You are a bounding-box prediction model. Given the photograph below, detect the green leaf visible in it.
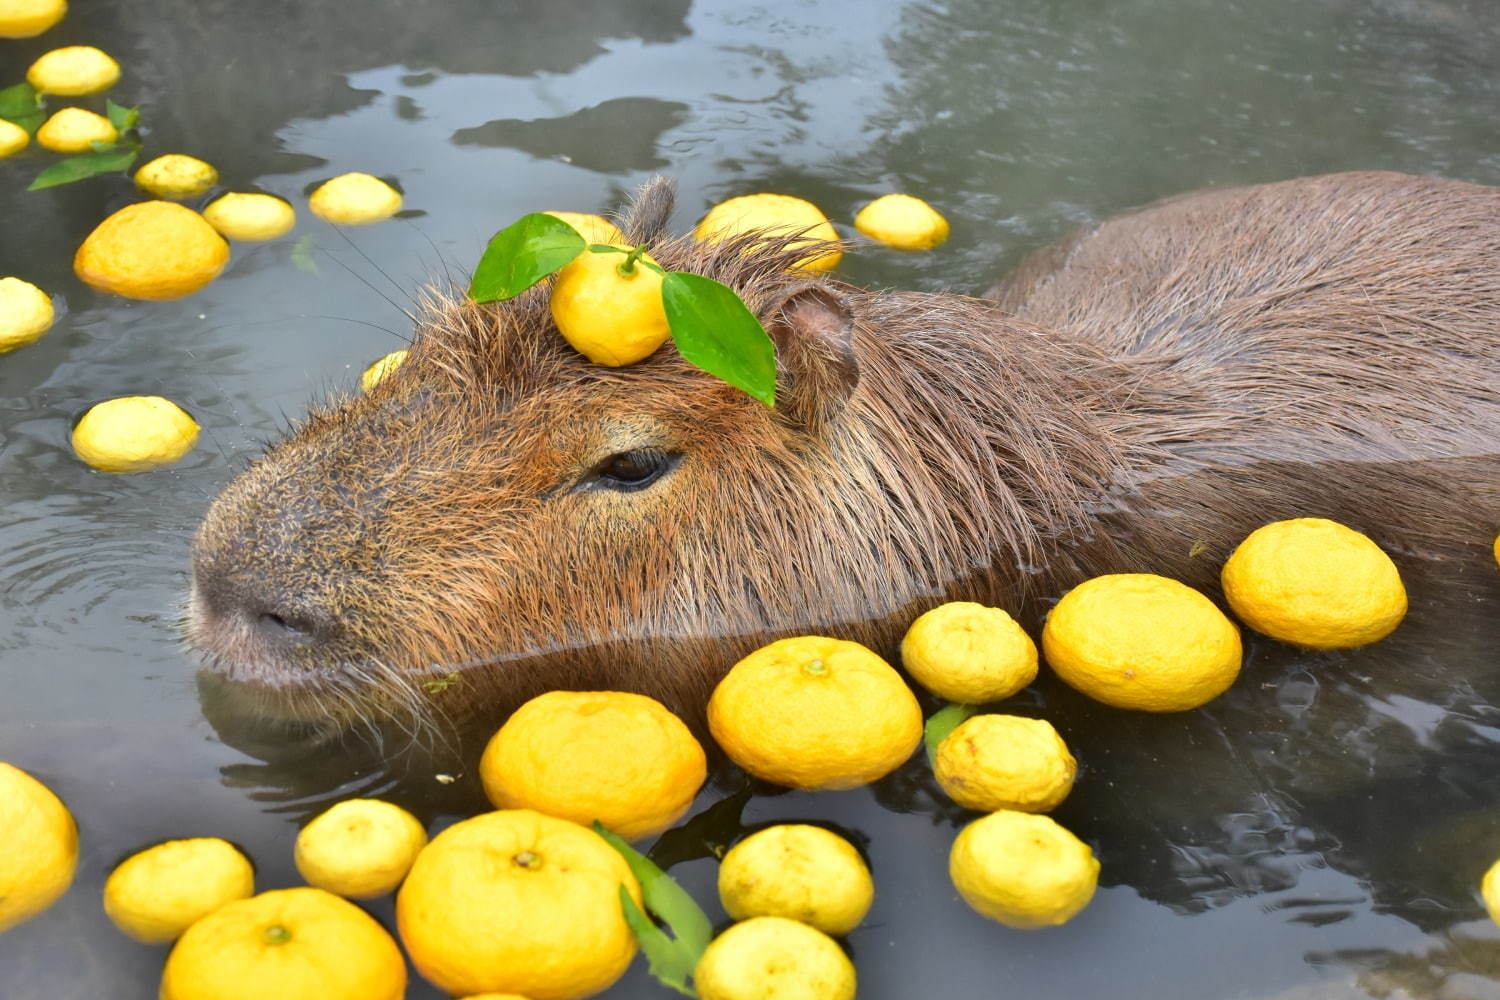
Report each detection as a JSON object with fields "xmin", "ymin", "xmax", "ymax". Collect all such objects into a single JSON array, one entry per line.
[
  {"xmin": 468, "ymin": 212, "xmax": 585, "ymax": 303},
  {"xmin": 105, "ymin": 99, "xmax": 139, "ymax": 133},
  {"xmin": 661, "ymin": 271, "xmax": 777, "ymax": 406},
  {"xmin": 28, "ymin": 146, "xmax": 139, "ymax": 191},
  {"xmin": 618, "ymin": 887, "xmax": 698, "ymax": 998},
  {"xmin": 290, "ymin": 234, "xmax": 319, "ymax": 274},
  {"xmin": 0, "ymin": 82, "xmax": 41, "ymax": 121},
  {"xmin": 594, "ymin": 822, "xmax": 714, "ymax": 958},
  {"xmin": 7, "ymin": 111, "xmax": 44, "ymax": 135},
  {"xmin": 924, "ymin": 702, "xmax": 980, "ymax": 767}
]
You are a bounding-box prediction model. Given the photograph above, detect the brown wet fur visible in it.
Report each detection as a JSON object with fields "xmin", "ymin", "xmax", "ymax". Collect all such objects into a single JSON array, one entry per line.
[{"xmin": 189, "ymin": 170, "xmax": 1500, "ymax": 737}]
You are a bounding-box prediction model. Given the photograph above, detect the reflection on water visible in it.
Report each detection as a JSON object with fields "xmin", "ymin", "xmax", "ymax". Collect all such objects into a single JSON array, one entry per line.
[{"xmin": 2, "ymin": 0, "xmax": 1498, "ymax": 997}]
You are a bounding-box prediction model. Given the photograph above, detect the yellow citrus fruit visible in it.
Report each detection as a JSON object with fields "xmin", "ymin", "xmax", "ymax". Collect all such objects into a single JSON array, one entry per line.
[
  {"xmin": 1221, "ymin": 517, "xmax": 1407, "ymax": 649},
  {"xmin": 949, "ymin": 810, "xmax": 1098, "ymax": 929},
  {"xmin": 549, "ymin": 247, "xmax": 670, "ymax": 366},
  {"xmin": 26, "ymin": 45, "xmax": 119, "ymax": 95},
  {"xmin": 72, "ymin": 395, "xmax": 200, "ymax": 474},
  {"xmin": 397, "ymin": 809, "xmax": 641, "ymax": 999},
  {"xmin": 35, "ymin": 106, "xmax": 116, "ymax": 153},
  {"xmin": 854, "ymin": 193, "xmax": 950, "ymax": 250},
  {"xmin": 1493, "ymin": 534, "xmax": 1499, "ymax": 568},
  {"xmin": 0, "ymin": 0, "xmax": 67, "ymax": 38},
  {"xmin": 102, "ymin": 838, "xmax": 254, "ymax": 944},
  {"xmin": 934, "ymin": 714, "xmax": 1076, "ymax": 813},
  {"xmin": 75, "ymin": 201, "xmax": 230, "ymax": 300},
  {"xmin": 360, "ymin": 349, "xmax": 409, "ymax": 392},
  {"xmin": 160, "ymin": 887, "xmax": 405, "ymax": 1000},
  {"xmin": 1042, "ymin": 573, "xmax": 1242, "ymax": 712},
  {"xmin": 458, "ymin": 995, "xmax": 534, "ymax": 1000},
  {"xmin": 0, "ymin": 118, "xmax": 30, "ymax": 158},
  {"xmin": 718, "ymin": 824, "xmax": 873, "ymax": 937},
  {"xmin": 480, "ymin": 690, "xmax": 706, "ymax": 841},
  {"xmin": 294, "ymin": 799, "xmax": 427, "ymax": 899},
  {"xmin": 0, "ymin": 276, "xmax": 54, "ymax": 353},
  {"xmin": 0, "ymin": 761, "xmax": 77, "ymax": 933},
  {"xmin": 695, "ymin": 916, "xmax": 856, "ymax": 1000},
  {"xmin": 134, "ymin": 154, "xmax": 219, "ymax": 199},
  {"xmin": 545, "ymin": 211, "xmax": 626, "ymax": 245},
  {"xmin": 308, "ymin": 172, "xmax": 403, "ymax": 225},
  {"xmin": 1483, "ymin": 858, "xmax": 1500, "ymax": 925},
  {"xmin": 202, "ymin": 192, "xmax": 297, "ymax": 241},
  {"xmin": 694, "ymin": 193, "xmax": 842, "ymax": 272},
  {"xmin": 900, "ymin": 601, "xmax": 1038, "ymax": 703},
  {"xmin": 708, "ymin": 635, "xmax": 923, "ymax": 790}
]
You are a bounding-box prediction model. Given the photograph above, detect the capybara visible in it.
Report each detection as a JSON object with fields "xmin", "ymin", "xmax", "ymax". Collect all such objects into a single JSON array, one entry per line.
[{"xmin": 189, "ymin": 170, "xmax": 1499, "ymax": 734}]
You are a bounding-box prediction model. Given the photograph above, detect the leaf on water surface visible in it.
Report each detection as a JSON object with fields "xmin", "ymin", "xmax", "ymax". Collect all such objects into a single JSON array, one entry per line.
[
  {"xmin": 923, "ymin": 702, "xmax": 979, "ymax": 767},
  {"xmin": 0, "ymin": 82, "xmax": 44, "ymax": 134},
  {"xmin": 105, "ymin": 99, "xmax": 139, "ymax": 134},
  {"xmin": 28, "ymin": 146, "xmax": 139, "ymax": 191},
  {"xmin": 290, "ymin": 235, "xmax": 319, "ymax": 274},
  {"xmin": 661, "ymin": 271, "xmax": 777, "ymax": 407},
  {"xmin": 468, "ymin": 212, "xmax": 585, "ymax": 302},
  {"xmin": 618, "ymin": 886, "xmax": 699, "ymax": 997},
  {"xmin": 595, "ymin": 821, "xmax": 713, "ymax": 957}
]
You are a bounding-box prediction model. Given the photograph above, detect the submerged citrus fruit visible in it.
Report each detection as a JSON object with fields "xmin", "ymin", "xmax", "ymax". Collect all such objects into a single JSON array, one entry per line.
[
  {"xmin": 1042, "ymin": 573, "xmax": 1242, "ymax": 712},
  {"xmin": 202, "ymin": 192, "xmax": 297, "ymax": 241},
  {"xmin": 549, "ymin": 247, "xmax": 670, "ymax": 366},
  {"xmin": 0, "ymin": 0, "xmax": 67, "ymax": 38},
  {"xmin": 397, "ymin": 809, "xmax": 641, "ymax": 999},
  {"xmin": 160, "ymin": 887, "xmax": 406, "ymax": 1000},
  {"xmin": 134, "ymin": 154, "xmax": 219, "ymax": 199},
  {"xmin": 103, "ymin": 837, "xmax": 254, "ymax": 944},
  {"xmin": 718, "ymin": 824, "xmax": 873, "ymax": 937},
  {"xmin": 0, "ymin": 761, "xmax": 77, "ymax": 933},
  {"xmin": 480, "ymin": 690, "xmax": 705, "ymax": 841},
  {"xmin": 75, "ymin": 201, "xmax": 229, "ymax": 300},
  {"xmin": 695, "ymin": 916, "xmax": 856, "ymax": 1000},
  {"xmin": 0, "ymin": 276, "xmax": 54, "ymax": 353},
  {"xmin": 360, "ymin": 349, "xmax": 408, "ymax": 392},
  {"xmin": 71, "ymin": 395, "xmax": 200, "ymax": 473},
  {"xmin": 35, "ymin": 106, "xmax": 116, "ymax": 153},
  {"xmin": 709, "ymin": 635, "xmax": 923, "ymax": 790},
  {"xmin": 545, "ymin": 211, "xmax": 625, "ymax": 245},
  {"xmin": 1482, "ymin": 858, "xmax": 1500, "ymax": 926},
  {"xmin": 854, "ymin": 193, "xmax": 950, "ymax": 250},
  {"xmin": 27, "ymin": 45, "xmax": 119, "ymax": 95},
  {"xmin": 294, "ymin": 799, "xmax": 427, "ymax": 899},
  {"xmin": 901, "ymin": 601, "xmax": 1038, "ymax": 703},
  {"xmin": 0, "ymin": 119, "xmax": 30, "ymax": 158},
  {"xmin": 1221, "ymin": 517, "xmax": 1406, "ymax": 649},
  {"xmin": 934, "ymin": 714, "xmax": 1076, "ymax": 813},
  {"xmin": 308, "ymin": 172, "xmax": 402, "ymax": 225},
  {"xmin": 949, "ymin": 810, "xmax": 1098, "ymax": 929},
  {"xmin": 694, "ymin": 193, "xmax": 842, "ymax": 271}
]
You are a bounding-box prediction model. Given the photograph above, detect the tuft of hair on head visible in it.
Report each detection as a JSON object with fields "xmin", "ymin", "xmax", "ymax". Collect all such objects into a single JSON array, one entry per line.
[{"xmin": 617, "ymin": 174, "xmax": 677, "ymax": 245}]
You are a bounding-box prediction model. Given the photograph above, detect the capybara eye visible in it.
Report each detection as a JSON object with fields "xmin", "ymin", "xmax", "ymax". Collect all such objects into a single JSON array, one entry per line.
[{"xmin": 583, "ymin": 449, "xmax": 679, "ymax": 493}]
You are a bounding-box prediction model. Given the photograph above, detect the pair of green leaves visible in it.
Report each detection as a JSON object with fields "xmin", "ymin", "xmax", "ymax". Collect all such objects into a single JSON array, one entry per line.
[
  {"xmin": 469, "ymin": 213, "xmax": 777, "ymax": 406},
  {"xmin": 0, "ymin": 83, "xmax": 144, "ymax": 190},
  {"xmin": 594, "ymin": 822, "xmax": 713, "ymax": 997}
]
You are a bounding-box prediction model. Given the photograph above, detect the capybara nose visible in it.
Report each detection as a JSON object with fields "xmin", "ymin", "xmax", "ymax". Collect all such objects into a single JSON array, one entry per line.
[{"xmin": 192, "ymin": 561, "xmax": 339, "ymax": 655}]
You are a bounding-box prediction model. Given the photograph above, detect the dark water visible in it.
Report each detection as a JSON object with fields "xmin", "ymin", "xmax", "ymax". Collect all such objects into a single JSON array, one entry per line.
[{"xmin": 2, "ymin": 1, "xmax": 1499, "ymax": 997}]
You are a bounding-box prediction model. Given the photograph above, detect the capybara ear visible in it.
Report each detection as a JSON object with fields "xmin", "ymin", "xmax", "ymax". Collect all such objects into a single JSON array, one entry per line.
[
  {"xmin": 618, "ymin": 174, "xmax": 676, "ymax": 245},
  {"xmin": 766, "ymin": 285, "xmax": 859, "ymax": 428}
]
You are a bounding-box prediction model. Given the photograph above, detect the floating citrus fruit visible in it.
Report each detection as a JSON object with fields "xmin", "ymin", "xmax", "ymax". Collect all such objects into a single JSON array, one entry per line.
[
  {"xmin": 397, "ymin": 809, "xmax": 641, "ymax": 999},
  {"xmin": 71, "ymin": 395, "xmax": 200, "ymax": 473},
  {"xmin": 360, "ymin": 349, "xmax": 408, "ymax": 392},
  {"xmin": 854, "ymin": 193, "xmax": 950, "ymax": 250},
  {"xmin": 0, "ymin": 119, "xmax": 29, "ymax": 158},
  {"xmin": 718, "ymin": 824, "xmax": 873, "ymax": 936},
  {"xmin": 695, "ymin": 916, "xmax": 856, "ymax": 1000},
  {"xmin": 134, "ymin": 154, "xmax": 219, "ymax": 199},
  {"xmin": 103, "ymin": 837, "xmax": 254, "ymax": 944},
  {"xmin": 1042, "ymin": 573, "xmax": 1241, "ymax": 712},
  {"xmin": 549, "ymin": 247, "xmax": 670, "ymax": 366},
  {"xmin": 1483, "ymin": 858, "xmax": 1500, "ymax": 926},
  {"xmin": 35, "ymin": 107, "xmax": 116, "ymax": 153},
  {"xmin": 694, "ymin": 193, "xmax": 842, "ymax": 272},
  {"xmin": 0, "ymin": 0, "xmax": 67, "ymax": 38},
  {"xmin": 1221, "ymin": 517, "xmax": 1407, "ymax": 649},
  {"xmin": 0, "ymin": 277, "xmax": 54, "ymax": 353},
  {"xmin": 0, "ymin": 761, "xmax": 77, "ymax": 933},
  {"xmin": 949, "ymin": 810, "xmax": 1098, "ymax": 929},
  {"xmin": 480, "ymin": 690, "xmax": 705, "ymax": 841},
  {"xmin": 160, "ymin": 887, "xmax": 406, "ymax": 1000},
  {"xmin": 901, "ymin": 601, "xmax": 1037, "ymax": 703},
  {"xmin": 934, "ymin": 714, "xmax": 1076, "ymax": 813},
  {"xmin": 202, "ymin": 192, "xmax": 297, "ymax": 241},
  {"xmin": 708, "ymin": 635, "xmax": 923, "ymax": 790},
  {"xmin": 294, "ymin": 799, "xmax": 427, "ymax": 899},
  {"xmin": 545, "ymin": 211, "xmax": 625, "ymax": 245},
  {"xmin": 26, "ymin": 45, "xmax": 119, "ymax": 95},
  {"xmin": 75, "ymin": 201, "xmax": 230, "ymax": 300},
  {"xmin": 308, "ymin": 172, "xmax": 402, "ymax": 225}
]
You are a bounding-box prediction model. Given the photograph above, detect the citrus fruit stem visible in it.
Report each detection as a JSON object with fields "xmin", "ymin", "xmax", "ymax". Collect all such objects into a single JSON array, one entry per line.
[
  {"xmin": 263, "ymin": 923, "xmax": 291, "ymax": 945},
  {"xmin": 512, "ymin": 850, "xmax": 542, "ymax": 870},
  {"xmin": 802, "ymin": 659, "xmax": 828, "ymax": 677}
]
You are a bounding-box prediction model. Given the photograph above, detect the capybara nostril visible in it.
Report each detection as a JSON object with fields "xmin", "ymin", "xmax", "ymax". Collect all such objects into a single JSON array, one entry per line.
[{"xmin": 253, "ymin": 609, "xmax": 320, "ymax": 646}]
